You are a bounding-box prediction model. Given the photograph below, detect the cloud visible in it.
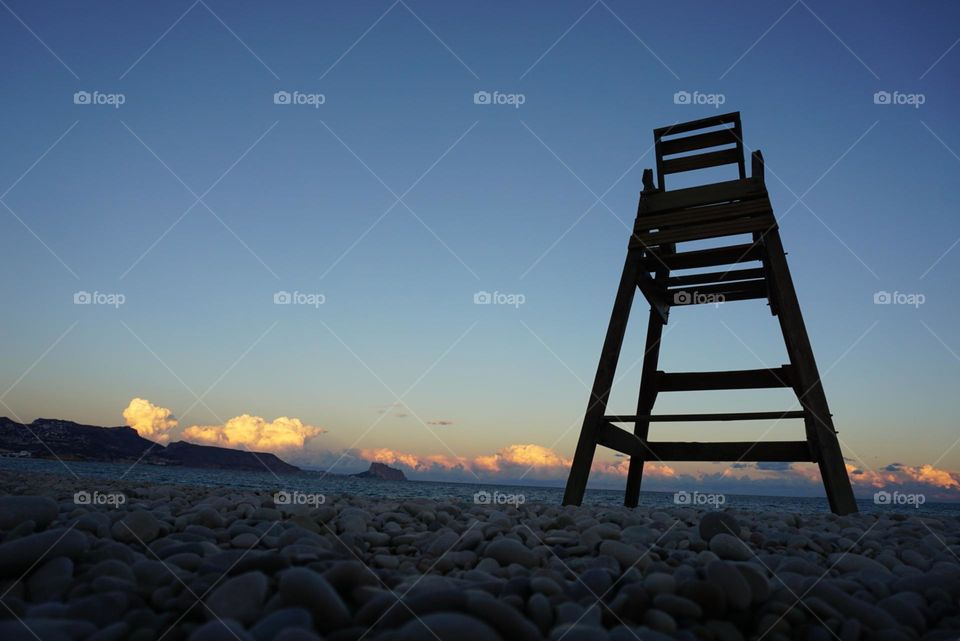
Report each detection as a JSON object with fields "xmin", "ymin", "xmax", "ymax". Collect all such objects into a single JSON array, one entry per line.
[
  {"xmin": 427, "ymin": 420, "xmax": 455, "ymax": 426},
  {"xmin": 122, "ymin": 398, "xmax": 177, "ymax": 444},
  {"xmin": 183, "ymin": 415, "xmax": 325, "ymax": 451},
  {"xmin": 347, "ymin": 442, "xmax": 960, "ymax": 501}
]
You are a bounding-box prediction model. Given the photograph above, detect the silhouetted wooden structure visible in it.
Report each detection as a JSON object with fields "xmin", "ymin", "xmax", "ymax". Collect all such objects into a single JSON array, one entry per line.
[{"xmin": 562, "ymin": 112, "xmax": 858, "ymax": 515}]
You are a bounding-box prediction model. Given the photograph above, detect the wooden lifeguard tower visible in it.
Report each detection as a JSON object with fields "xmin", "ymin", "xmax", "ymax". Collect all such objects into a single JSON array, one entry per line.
[{"xmin": 562, "ymin": 112, "xmax": 858, "ymax": 515}]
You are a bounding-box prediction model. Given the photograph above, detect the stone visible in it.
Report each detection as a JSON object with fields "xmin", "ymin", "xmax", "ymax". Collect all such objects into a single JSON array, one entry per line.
[
  {"xmin": 112, "ymin": 510, "xmax": 161, "ymax": 544},
  {"xmin": 250, "ymin": 608, "xmax": 313, "ymax": 641},
  {"xmin": 26, "ymin": 556, "xmax": 73, "ymax": 601},
  {"xmin": 643, "ymin": 572, "xmax": 676, "ymax": 594},
  {"xmin": 205, "ymin": 571, "xmax": 268, "ymax": 625},
  {"xmin": 705, "ymin": 560, "xmax": 751, "ymax": 609},
  {"xmin": 484, "ymin": 538, "xmax": 537, "ymax": 568},
  {"xmin": 396, "ymin": 612, "xmax": 502, "ymax": 641},
  {"xmin": 0, "ymin": 528, "xmax": 88, "ymax": 577},
  {"xmin": 599, "ymin": 540, "xmax": 648, "ymax": 570},
  {"xmin": 699, "ymin": 512, "xmax": 741, "ymax": 542},
  {"xmin": 652, "ymin": 593, "xmax": 702, "ymax": 619},
  {"xmin": 188, "ymin": 620, "xmax": 254, "ymax": 641},
  {"xmin": 709, "ymin": 533, "xmax": 752, "ymax": 561},
  {"xmin": 278, "ymin": 567, "xmax": 350, "ymax": 632},
  {"xmin": 0, "ymin": 496, "xmax": 58, "ymax": 530}
]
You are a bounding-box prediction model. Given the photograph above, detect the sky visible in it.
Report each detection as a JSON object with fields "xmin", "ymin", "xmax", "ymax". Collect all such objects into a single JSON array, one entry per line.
[{"xmin": 1, "ymin": 0, "xmax": 959, "ymax": 500}]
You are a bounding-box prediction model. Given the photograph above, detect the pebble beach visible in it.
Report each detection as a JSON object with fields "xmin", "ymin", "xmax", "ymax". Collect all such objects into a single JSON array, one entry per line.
[{"xmin": 0, "ymin": 469, "xmax": 958, "ymax": 641}]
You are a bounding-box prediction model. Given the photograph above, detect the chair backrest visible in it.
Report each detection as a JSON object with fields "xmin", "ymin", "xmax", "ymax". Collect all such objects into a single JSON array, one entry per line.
[{"xmin": 654, "ymin": 112, "xmax": 746, "ymax": 191}]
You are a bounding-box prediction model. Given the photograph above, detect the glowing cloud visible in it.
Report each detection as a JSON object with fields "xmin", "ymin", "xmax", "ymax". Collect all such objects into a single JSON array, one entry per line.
[
  {"xmin": 122, "ymin": 397, "xmax": 177, "ymax": 444},
  {"xmin": 183, "ymin": 415, "xmax": 325, "ymax": 451}
]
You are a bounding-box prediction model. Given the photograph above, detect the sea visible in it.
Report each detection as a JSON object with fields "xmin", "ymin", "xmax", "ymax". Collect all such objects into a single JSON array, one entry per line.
[{"xmin": 3, "ymin": 457, "xmax": 958, "ymax": 517}]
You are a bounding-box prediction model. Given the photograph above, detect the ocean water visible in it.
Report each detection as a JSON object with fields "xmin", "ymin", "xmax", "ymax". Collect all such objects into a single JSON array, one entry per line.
[{"xmin": 2, "ymin": 457, "xmax": 958, "ymax": 517}]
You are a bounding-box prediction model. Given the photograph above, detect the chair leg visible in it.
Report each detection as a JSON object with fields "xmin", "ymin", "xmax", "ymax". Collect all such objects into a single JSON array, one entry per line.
[
  {"xmin": 563, "ymin": 251, "xmax": 642, "ymax": 505},
  {"xmin": 762, "ymin": 231, "xmax": 858, "ymax": 515},
  {"xmin": 624, "ymin": 309, "xmax": 665, "ymax": 507}
]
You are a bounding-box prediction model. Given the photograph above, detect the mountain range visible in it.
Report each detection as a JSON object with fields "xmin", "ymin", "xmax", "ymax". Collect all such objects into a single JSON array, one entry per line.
[{"xmin": 0, "ymin": 417, "xmax": 405, "ymax": 480}]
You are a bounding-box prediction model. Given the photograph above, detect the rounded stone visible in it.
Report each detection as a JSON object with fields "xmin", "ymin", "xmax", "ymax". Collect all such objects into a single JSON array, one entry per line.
[
  {"xmin": 643, "ymin": 572, "xmax": 676, "ymax": 595},
  {"xmin": 709, "ymin": 533, "xmax": 753, "ymax": 561},
  {"xmin": 205, "ymin": 571, "xmax": 268, "ymax": 625},
  {"xmin": 112, "ymin": 510, "xmax": 161, "ymax": 544},
  {"xmin": 0, "ymin": 496, "xmax": 58, "ymax": 530},
  {"xmin": 278, "ymin": 567, "xmax": 351, "ymax": 632},
  {"xmin": 396, "ymin": 612, "xmax": 502, "ymax": 641},
  {"xmin": 484, "ymin": 538, "xmax": 537, "ymax": 568},
  {"xmin": 0, "ymin": 528, "xmax": 88, "ymax": 577},
  {"xmin": 705, "ymin": 560, "xmax": 751, "ymax": 609},
  {"xmin": 698, "ymin": 512, "xmax": 741, "ymax": 543}
]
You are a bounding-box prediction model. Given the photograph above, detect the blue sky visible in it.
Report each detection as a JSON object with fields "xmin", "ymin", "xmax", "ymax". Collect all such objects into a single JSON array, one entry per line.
[{"xmin": 1, "ymin": 1, "xmax": 959, "ymax": 497}]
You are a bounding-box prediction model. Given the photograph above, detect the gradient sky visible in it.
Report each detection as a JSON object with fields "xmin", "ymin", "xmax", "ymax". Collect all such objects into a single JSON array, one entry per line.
[{"xmin": 2, "ymin": 1, "xmax": 959, "ymax": 498}]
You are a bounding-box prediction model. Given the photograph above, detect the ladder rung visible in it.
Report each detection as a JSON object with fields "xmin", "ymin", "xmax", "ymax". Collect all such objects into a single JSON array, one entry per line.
[
  {"xmin": 657, "ymin": 366, "xmax": 793, "ymax": 391},
  {"xmin": 641, "ymin": 243, "xmax": 762, "ymax": 271},
  {"xmin": 604, "ymin": 411, "xmax": 806, "ymax": 422},
  {"xmin": 633, "ymin": 215, "xmax": 775, "ymax": 247},
  {"xmin": 596, "ymin": 423, "xmax": 815, "ymax": 461},
  {"xmin": 666, "ymin": 268, "xmax": 763, "ymax": 287},
  {"xmin": 669, "ymin": 279, "xmax": 767, "ymax": 304}
]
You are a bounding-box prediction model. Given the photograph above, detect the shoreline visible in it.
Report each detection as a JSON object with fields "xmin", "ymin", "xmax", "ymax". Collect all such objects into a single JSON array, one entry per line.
[{"xmin": 0, "ymin": 469, "xmax": 958, "ymax": 641}]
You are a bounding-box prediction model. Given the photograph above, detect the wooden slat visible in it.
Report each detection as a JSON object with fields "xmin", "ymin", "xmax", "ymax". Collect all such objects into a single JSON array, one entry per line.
[
  {"xmin": 605, "ymin": 410, "xmax": 806, "ymax": 422},
  {"xmin": 659, "ymin": 128, "xmax": 739, "ymax": 157},
  {"xmin": 596, "ymin": 424, "xmax": 815, "ymax": 462},
  {"xmin": 656, "ymin": 366, "xmax": 793, "ymax": 391},
  {"xmin": 661, "ymin": 148, "xmax": 741, "ymax": 176},
  {"xmin": 635, "ymin": 198, "xmax": 771, "ymax": 234},
  {"xmin": 666, "ymin": 268, "xmax": 764, "ymax": 287},
  {"xmin": 669, "ymin": 279, "xmax": 767, "ymax": 304},
  {"xmin": 654, "ymin": 112, "xmax": 741, "ymax": 138},
  {"xmin": 645, "ymin": 441, "xmax": 814, "ymax": 462},
  {"xmin": 641, "ymin": 243, "xmax": 762, "ymax": 271},
  {"xmin": 640, "ymin": 178, "xmax": 767, "ymax": 215},
  {"xmin": 634, "ymin": 215, "xmax": 775, "ymax": 246}
]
